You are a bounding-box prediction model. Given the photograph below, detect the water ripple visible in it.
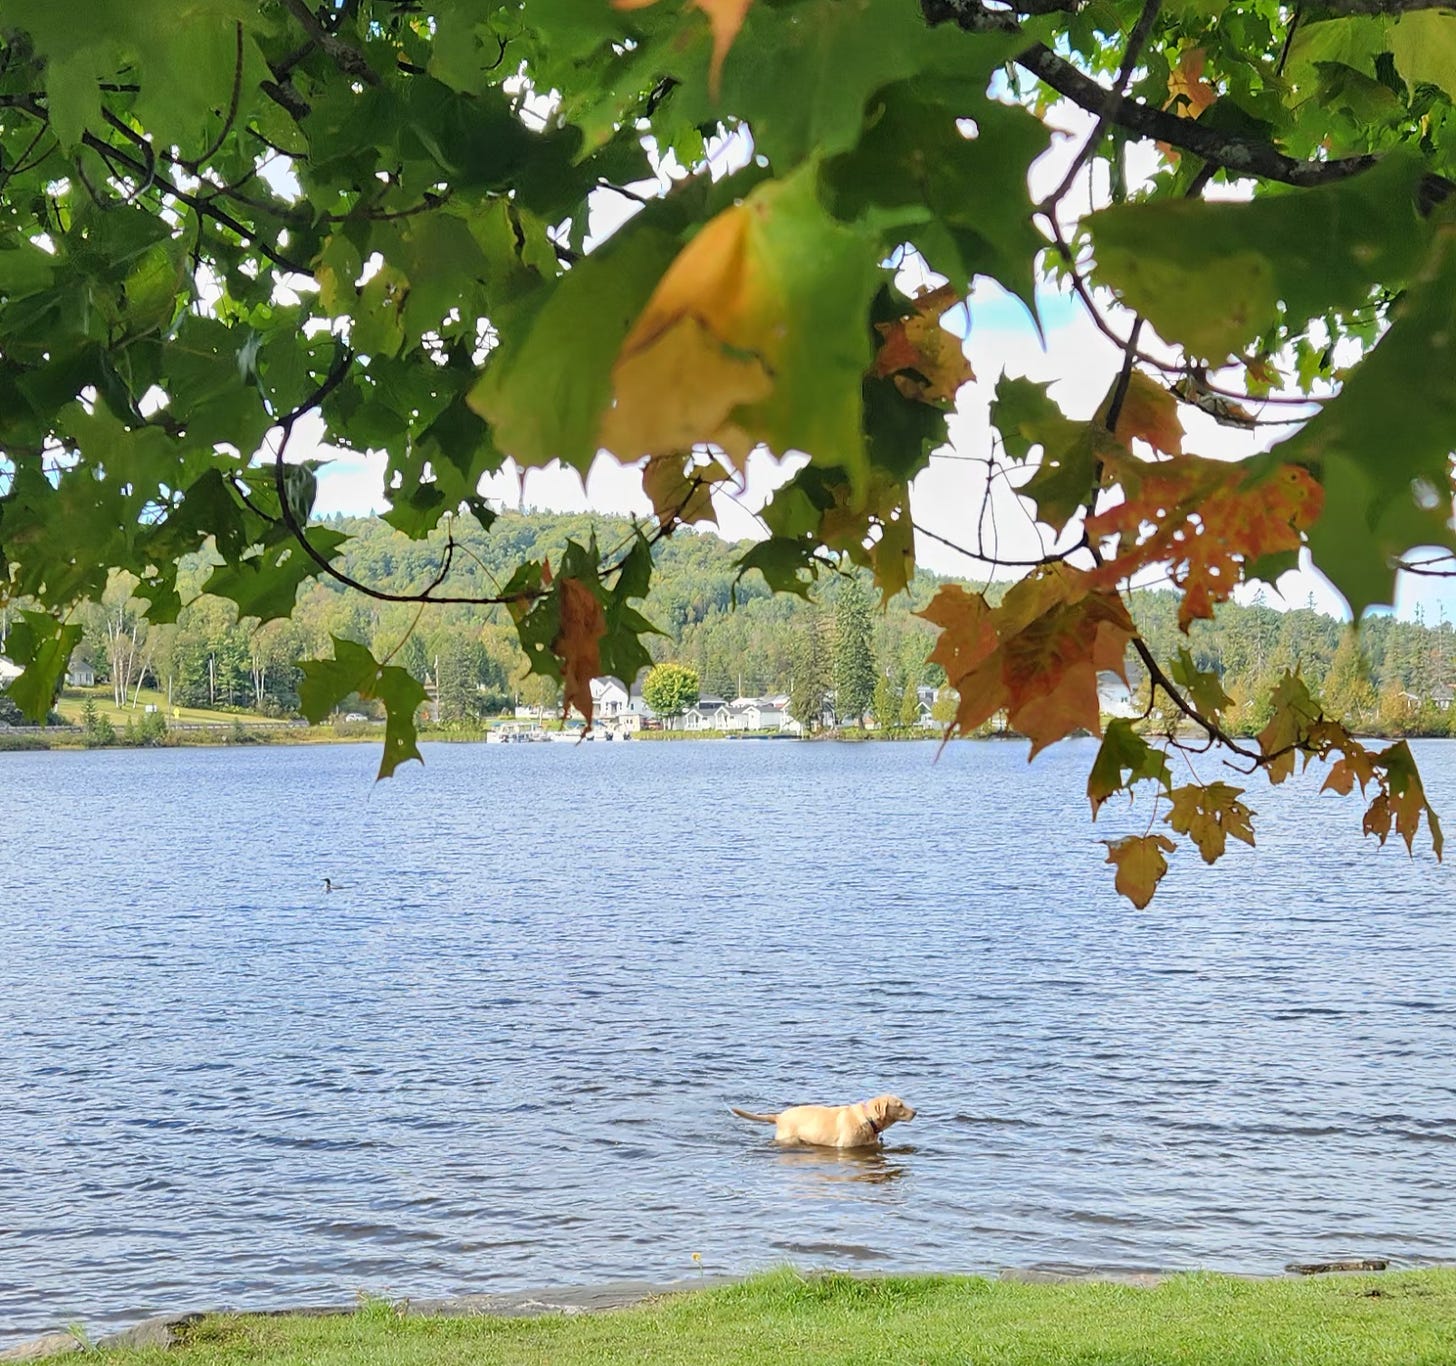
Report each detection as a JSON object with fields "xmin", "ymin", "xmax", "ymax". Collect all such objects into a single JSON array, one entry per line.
[{"xmin": 1, "ymin": 738, "xmax": 1453, "ymax": 1343}]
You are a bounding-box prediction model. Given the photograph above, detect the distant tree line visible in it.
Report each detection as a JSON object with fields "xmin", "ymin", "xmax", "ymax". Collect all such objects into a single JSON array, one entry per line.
[{"xmin": 11, "ymin": 511, "xmax": 1456, "ymax": 735}]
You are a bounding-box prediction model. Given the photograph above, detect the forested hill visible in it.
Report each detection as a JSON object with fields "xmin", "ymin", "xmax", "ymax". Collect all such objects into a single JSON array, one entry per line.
[{"xmin": 68, "ymin": 511, "xmax": 1456, "ymax": 732}]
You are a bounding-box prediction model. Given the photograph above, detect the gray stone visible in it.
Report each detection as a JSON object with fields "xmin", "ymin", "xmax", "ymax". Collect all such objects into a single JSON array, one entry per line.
[
  {"xmin": 997, "ymin": 1268, "xmax": 1169, "ymax": 1288},
  {"xmin": 0, "ymin": 1333, "xmax": 83, "ymax": 1361},
  {"xmin": 96, "ymin": 1313, "xmax": 203, "ymax": 1352}
]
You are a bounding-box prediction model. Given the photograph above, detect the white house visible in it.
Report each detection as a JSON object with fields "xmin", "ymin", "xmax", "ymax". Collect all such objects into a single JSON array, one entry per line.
[
  {"xmin": 0, "ymin": 657, "xmax": 21, "ymax": 686},
  {"xmin": 741, "ymin": 700, "xmax": 795, "ymax": 733},
  {"xmin": 67, "ymin": 657, "xmax": 96, "ymax": 688},
  {"xmin": 1097, "ymin": 672, "xmax": 1140, "ymax": 719},
  {"xmin": 589, "ymin": 676, "xmax": 631, "ymax": 718},
  {"xmin": 683, "ymin": 696, "xmax": 729, "ymax": 730}
]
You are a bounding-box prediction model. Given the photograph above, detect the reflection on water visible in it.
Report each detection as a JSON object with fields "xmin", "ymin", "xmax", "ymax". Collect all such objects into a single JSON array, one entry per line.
[
  {"xmin": 767, "ymin": 1143, "xmax": 912, "ymax": 1189},
  {"xmin": 1, "ymin": 738, "xmax": 1454, "ymax": 1345}
]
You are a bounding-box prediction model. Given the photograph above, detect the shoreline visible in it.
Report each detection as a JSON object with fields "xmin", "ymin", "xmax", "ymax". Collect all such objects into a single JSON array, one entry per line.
[{"xmin": 5, "ymin": 1259, "xmax": 1442, "ymax": 1360}]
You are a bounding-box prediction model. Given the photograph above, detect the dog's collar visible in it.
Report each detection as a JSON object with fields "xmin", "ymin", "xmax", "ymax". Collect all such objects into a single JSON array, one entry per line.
[{"xmin": 864, "ymin": 1110, "xmax": 885, "ymax": 1136}]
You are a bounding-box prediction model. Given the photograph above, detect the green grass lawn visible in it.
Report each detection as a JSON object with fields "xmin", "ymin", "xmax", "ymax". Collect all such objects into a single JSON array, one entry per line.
[
  {"xmin": 102, "ymin": 1269, "xmax": 1456, "ymax": 1366},
  {"xmin": 54, "ymin": 686, "xmax": 276, "ymax": 728}
]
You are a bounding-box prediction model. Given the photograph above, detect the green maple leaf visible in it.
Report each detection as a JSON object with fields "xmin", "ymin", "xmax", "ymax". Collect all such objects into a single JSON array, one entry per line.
[
  {"xmin": 1089, "ymin": 152, "xmax": 1431, "ymax": 360},
  {"xmin": 2, "ymin": 611, "xmax": 82, "ymax": 723},
  {"xmin": 204, "ymin": 527, "xmax": 348, "ymax": 624},
  {"xmin": 990, "ymin": 374, "xmax": 1082, "ymax": 462},
  {"xmin": 1170, "ymin": 648, "xmax": 1233, "ymax": 719},
  {"xmin": 1087, "ymin": 719, "xmax": 1171, "ymax": 817},
  {"xmin": 708, "ymin": 0, "xmax": 1030, "ymax": 169},
  {"xmin": 298, "ymin": 637, "xmax": 428, "ymax": 780},
  {"xmin": 1270, "ymin": 230, "xmax": 1456, "ymax": 617},
  {"xmin": 468, "ymin": 225, "xmax": 679, "ymax": 473},
  {"xmin": 825, "ymin": 85, "xmax": 1049, "ymax": 313}
]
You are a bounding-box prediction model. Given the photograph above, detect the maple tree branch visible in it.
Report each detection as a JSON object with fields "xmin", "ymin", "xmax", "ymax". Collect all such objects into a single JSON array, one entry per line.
[
  {"xmin": 80, "ymin": 131, "xmax": 313, "ymax": 275},
  {"xmin": 912, "ymin": 518, "xmax": 1087, "ymax": 569},
  {"xmin": 281, "ymin": 0, "xmax": 380, "ymax": 86},
  {"xmin": 922, "ymin": 1, "xmax": 1391, "ymax": 189},
  {"xmin": 1320, "ymin": 0, "xmax": 1456, "ymax": 11},
  {"xmin": 184, "ymin": 22, "xmax": 246, "ymax": 172},
  {"xmin": 1132, "ymin": 636, "xmax": 1262, "ymax": 763},
  {"xmin": 1038, "ymin": 0, "xmax": 1162, "ymax": 213},
  {"xmin": 1394, "ymin": 553, "xmax": 1456, "ymax": 577},
  {"xmin": 1015, "ymin": 42, "xmax": 1381, "ymax": 189}
]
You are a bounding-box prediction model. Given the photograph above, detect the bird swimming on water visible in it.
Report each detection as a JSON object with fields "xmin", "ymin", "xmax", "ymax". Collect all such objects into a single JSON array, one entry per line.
[{"xmin": 323, "ymin": 877, "xmax": 345, "ymax": 892}]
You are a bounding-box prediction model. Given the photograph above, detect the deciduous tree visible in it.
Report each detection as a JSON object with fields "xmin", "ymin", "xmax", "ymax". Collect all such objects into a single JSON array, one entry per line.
[
  {"xmin": 0, "ymin": 0, "xmax": 1449, "ymax": 899},
  {"xmin": 642, "ymin": 661, "xmax": 700, "ymax": 724}
]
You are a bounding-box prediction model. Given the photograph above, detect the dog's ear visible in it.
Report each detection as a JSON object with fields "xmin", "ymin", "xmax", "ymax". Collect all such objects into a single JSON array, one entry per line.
[{"xmin": 867, "ymin": 1095, "xmax": 890, "ymax": 1122}]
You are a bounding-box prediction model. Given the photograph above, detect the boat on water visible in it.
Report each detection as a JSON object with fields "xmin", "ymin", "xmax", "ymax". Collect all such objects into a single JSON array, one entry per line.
[{"xmin": 486, "ymin": 722, "xmax": 550, "ymax": 743}]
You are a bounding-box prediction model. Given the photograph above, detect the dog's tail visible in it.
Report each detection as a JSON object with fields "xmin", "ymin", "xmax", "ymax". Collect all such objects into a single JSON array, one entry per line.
[{"xmin": 730, "ymin": 1106, "xmax": 779, "ymax": 1124}]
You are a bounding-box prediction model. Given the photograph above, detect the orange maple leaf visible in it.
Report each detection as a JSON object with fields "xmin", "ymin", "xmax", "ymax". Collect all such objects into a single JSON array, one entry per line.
[
  {"xmin": 1166, "ymin": 47, "xmax": 1217, "ymax": 119},
  {"xmin": 919, "ymin": 566, "xmax": 1136, "ymax": 755},
  {"xmin": 1104, "ymin": 834, "xmax": 1177, "ymax": 909},
  {"xmin": 873, "ymin": 283, "xmax": 975, "ymax": 405},
  {"xmin": 610, "ymin": 0, "xmax": 751, "ymax": 100},
  {"xmin": 920, "ymin": 584, "xmax": 1006, "ymax": 737},
  {"xmin": 1087, "ymin": 452, "xmax": 1323, "ymax": 630},
  {"xmin": 1101, "ymin": 370, "xmax": 1183, "ymax": 456},
  {"xmin": 553, "ymin": 577, "xmax": 606, "ymax": 727}
]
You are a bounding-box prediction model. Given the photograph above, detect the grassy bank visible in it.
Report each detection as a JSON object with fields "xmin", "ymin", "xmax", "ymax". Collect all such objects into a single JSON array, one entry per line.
[{"xmin": 103, "ymin": 1269, "xmax": 1456, "ymax": 1365}]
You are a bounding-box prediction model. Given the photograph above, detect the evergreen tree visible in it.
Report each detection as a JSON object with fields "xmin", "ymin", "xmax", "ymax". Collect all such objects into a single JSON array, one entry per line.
[
  {"xmin": 898, "ymin": 677, "xmax": 922, "ymax": 730},
  {"xmin": 1322, "ymin": 629, "xmax": 1377, "ymax": 727},
  {"xmin": 832, "ymin": 578, "xmax": 876, "ymax": 728},
  {"xmin": 788, "ymin": 613, "xmax": 830, "ymax": 734},
  {"xmin": 871, "ymin": 672, "xmax": 896, "ymax": 732}
]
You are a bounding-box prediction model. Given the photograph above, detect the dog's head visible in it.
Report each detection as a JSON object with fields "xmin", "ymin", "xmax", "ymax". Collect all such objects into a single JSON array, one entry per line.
[{"xmin": 865, "ymin": 1094, "xmax": 916, "ymax": 1129}]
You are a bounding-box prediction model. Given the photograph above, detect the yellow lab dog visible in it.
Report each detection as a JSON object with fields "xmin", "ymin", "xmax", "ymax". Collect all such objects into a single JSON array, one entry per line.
[{"xmin": 730, "ymin": 1094, "xmax": 916, "ymax": 1148}]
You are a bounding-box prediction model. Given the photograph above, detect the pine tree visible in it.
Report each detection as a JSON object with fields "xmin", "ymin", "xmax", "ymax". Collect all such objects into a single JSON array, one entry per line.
[
  {"xmin": 898, "ymin": 677, "xmax": 921, "ymax": 730},
  {"xmin": 832, "ymin": 578, "xmax": 876, "ymax": 728},
  {"xmin": 871, "ymin": 671, "xmax": 896, "ymax": 731},
  {"xmin": 788, "ymin": 613, "xmax": 830, "ymax": 733}
]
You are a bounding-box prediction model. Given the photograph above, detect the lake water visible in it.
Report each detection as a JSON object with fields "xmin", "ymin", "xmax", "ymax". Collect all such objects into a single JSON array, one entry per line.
[{"xmin": 1, "ymin": 737, "xmax": 1453, "ymax": 1343}]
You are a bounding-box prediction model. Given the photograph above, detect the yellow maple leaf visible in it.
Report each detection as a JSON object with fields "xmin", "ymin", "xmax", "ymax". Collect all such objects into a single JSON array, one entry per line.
[
  {"xmin": 1374, "ymin": 740, "xmax": 1444, "ymax": 859},
  {"xmin": 873, "ymin": 283, "xmax": 975, "ymax": 405},
  {"xmin": 642, "ymin": 452, "xmax": 726, "ymax": 531},
  {"xmin": 602, "ymin": 313, "xmax": 770, "ymax": 467},
  {"xmin": 812, "ymin": 472, "xmax": 918, "ymax": 606},
  {"xmin": 1165, "ymin": 782, "xmax": 1256, "ymax": 864},
  {"xmin": 1104, "ymin": 834, "xmax": 1177, "ymax": 909},
  {"xmin": 604, "ymin": 182, "xmax": 820, "ymax": 472},
  {"xmin": 553, "ymin": 577, "xmax": 605, "ymax": 727},
  {"xmin": 1257, "ymin": 671, "xmax": 1319, "ymax": 785}
]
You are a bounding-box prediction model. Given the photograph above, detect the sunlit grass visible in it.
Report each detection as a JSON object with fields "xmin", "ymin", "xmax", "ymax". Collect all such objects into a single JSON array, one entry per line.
[
  {"xmin": 103, "ymin": 1268, "xmax": 1456, "ymax": 1366},
  {"xmin": 54, "ymin": 686, "xmax": 273, "ymax": 727}
]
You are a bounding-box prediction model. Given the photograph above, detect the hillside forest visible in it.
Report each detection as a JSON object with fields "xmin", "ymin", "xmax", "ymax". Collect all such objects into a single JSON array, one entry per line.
[{"xmin": 13, "ymin": 511, "xmax": 1456, "ymax": 739}]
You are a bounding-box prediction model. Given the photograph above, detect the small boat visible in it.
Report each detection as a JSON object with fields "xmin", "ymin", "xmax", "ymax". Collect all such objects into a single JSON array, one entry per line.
[{"xmin": 487, "ymin": 723, "xmax": 549, "ymax": 743}]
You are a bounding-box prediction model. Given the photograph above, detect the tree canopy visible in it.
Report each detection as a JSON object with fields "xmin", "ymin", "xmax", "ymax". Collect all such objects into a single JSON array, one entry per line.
[{"xmin": 0, "ymin": 0, "xmax": 1452, "ymax": 903}]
